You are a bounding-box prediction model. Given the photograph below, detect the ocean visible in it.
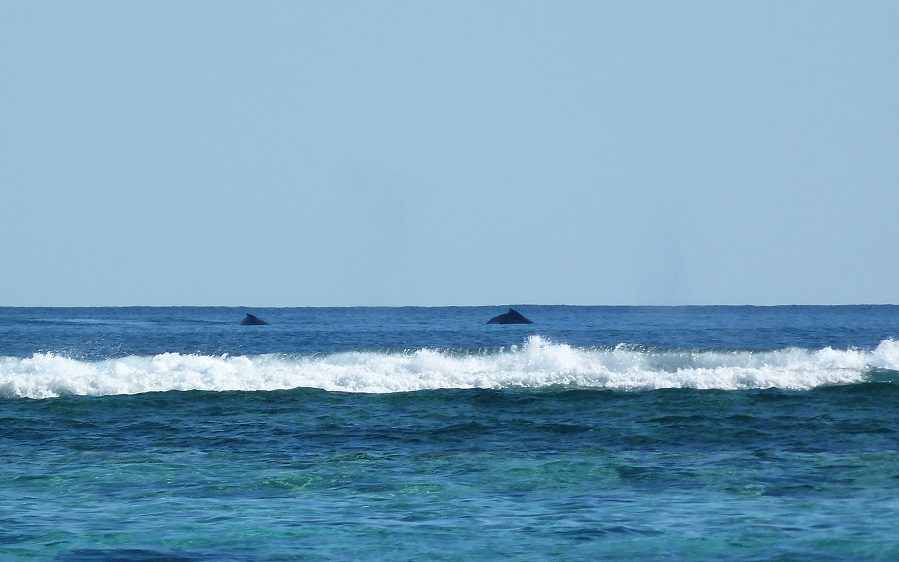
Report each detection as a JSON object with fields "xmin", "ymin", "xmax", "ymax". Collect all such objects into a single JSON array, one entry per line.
[{"xmin": 1, "ymin": 305, "xmax": 897, "ymax": 560}]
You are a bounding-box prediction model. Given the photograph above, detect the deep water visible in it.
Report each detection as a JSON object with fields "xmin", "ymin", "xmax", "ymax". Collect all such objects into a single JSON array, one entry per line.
[{"xmin": 1, "ymin": 306, "xmax": 898, "ymax": 560}]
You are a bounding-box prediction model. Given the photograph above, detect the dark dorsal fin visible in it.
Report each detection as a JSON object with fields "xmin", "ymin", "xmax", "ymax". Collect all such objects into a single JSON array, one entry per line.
[
  {"xmin": 487, "ymin": 308, "xmax": 533, "ymax": 324},
  {"xmin": 241, "ymin": 313, "xmax": 269, "ymax": 325}
]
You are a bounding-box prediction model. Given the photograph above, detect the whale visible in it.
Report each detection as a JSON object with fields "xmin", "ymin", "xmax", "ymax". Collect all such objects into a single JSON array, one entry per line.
[
  {"xmin": 240, "ymin": 313, "xmax": 269, "ymax": 326},
  {"xmin": 486, "ymin": 308, "xmax": 533, "ymax": 324}
]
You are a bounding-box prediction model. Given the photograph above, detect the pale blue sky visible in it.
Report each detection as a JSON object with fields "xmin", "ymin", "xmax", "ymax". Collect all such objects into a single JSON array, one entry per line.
[{"xmin": 2, "ymin": 1, "xmax": 897, "ymax": 306}]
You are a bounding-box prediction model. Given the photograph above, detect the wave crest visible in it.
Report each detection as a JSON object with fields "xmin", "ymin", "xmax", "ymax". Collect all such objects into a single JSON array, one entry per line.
[{"xmin": 1, "ymin": 336, "xmax": 897, "ymax": 399}]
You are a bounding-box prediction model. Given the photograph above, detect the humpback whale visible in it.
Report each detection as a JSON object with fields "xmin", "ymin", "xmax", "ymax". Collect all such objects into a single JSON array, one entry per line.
[
  {"xmin": 240, "ymin": 313, "xmax": 269, "ymax": 325},
  {"xmin": 487, "ymin": 308, "xmax": 533, "ymax": 324}
]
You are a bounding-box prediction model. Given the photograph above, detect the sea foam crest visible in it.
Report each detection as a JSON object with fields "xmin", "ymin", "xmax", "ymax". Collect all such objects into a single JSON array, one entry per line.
[{"xmin": 1, "ymin": 336, "xmax": 897, "ymax": 399}]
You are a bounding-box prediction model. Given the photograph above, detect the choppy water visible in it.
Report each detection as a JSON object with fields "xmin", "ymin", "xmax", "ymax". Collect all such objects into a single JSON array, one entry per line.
[{"xmin": 1, "ymin": 306, "xmax": 898, "ymax": 560}]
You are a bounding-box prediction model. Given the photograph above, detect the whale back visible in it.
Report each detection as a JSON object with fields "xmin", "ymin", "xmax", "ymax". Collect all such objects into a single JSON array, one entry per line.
[
  {"xmin": 487, "ymin": 308, "xmax": 533, "ymax": 324},
  {"xmin": 241, "ymin": 313, "xmax": 269, "ymax": 326}
]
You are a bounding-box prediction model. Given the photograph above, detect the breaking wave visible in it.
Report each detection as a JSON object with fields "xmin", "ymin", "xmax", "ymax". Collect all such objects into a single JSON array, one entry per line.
[{"xmin": 1, "ymin": 336, "xmax": 897, "ymax": 399}]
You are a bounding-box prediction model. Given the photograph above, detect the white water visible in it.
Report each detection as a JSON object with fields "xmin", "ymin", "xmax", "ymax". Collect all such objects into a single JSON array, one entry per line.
[{"xmin": 1, "ymin": 336, "xmax": 897, "ymax": 399}]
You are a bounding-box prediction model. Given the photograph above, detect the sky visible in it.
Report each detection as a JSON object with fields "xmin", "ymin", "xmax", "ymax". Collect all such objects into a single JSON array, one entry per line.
[{"xmin": 2, "ymin": 1, "xmax": 897, "ymax": 306}]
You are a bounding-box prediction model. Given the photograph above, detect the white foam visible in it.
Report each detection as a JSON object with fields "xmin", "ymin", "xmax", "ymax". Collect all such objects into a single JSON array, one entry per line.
[{"xmin": 1, "ymin": 336, "xmax": 896, "ymax": 399}]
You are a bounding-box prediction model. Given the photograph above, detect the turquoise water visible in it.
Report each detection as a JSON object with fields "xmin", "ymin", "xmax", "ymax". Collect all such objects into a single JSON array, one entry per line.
[{"xmin": 1, "ymin": 306, "xmax": 898, "ymax": 559}]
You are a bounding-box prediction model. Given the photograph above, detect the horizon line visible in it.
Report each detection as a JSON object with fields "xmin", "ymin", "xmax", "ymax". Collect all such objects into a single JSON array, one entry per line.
[{"xmin": 1, "ymin": 303, "xmax": 896, "ymax": 309}]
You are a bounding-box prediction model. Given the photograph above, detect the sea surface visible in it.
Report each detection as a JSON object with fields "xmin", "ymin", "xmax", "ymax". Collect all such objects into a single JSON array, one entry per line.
[{"xmin": 1, "ymin": 305, "xmax": 898, "ymax": 560}]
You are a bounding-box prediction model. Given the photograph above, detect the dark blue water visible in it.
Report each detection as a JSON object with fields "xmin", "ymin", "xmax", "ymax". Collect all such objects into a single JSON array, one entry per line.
[
  {"xmin": 2, "ymin": 305, "xmax": 895, "ymax": 359},
  {"xmin": 1, "ymin": 306, "xmax": 898, "ymax": 559}
]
